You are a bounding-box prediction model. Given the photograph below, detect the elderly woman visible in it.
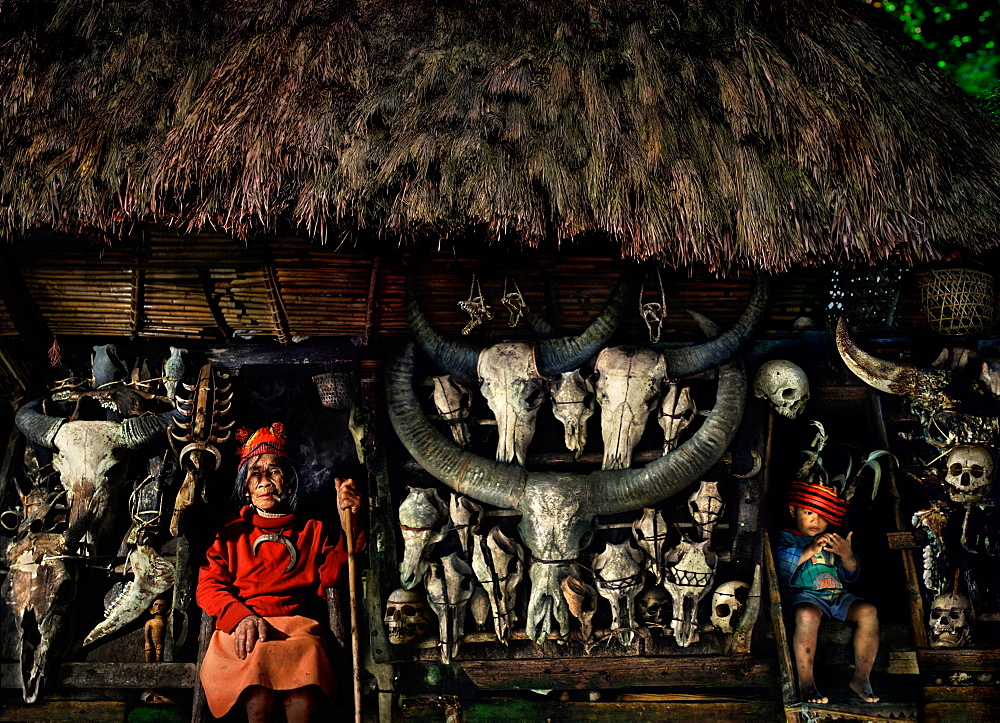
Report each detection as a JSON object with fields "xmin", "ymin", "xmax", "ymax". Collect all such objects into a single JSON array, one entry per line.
[{"xmin": 196, "ymin": 423, "xmax": 363, "ymax": 722}]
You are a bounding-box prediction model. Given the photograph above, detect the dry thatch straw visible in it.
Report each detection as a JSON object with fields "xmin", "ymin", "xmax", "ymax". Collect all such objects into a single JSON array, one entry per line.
[{"xmin": 1, "ymin": 0, "xmax": 999, "ymax": 271}]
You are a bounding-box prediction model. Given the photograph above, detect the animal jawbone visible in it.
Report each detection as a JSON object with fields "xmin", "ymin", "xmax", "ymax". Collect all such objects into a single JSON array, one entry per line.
[{"xmin": 84, "ymin": 545, "xmax": 174, "ymax": 646}]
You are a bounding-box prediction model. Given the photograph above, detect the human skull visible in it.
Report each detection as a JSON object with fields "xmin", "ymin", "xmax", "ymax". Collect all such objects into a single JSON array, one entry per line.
[
  {"xmin": 928, "ymin": 592, "xmax": 972, "ymax": 649},
  {"xmin": 710, "ymin": 580, "xmax": 750, "ymax": 634},
  {"xmin": 384, "ymin": 588, "xmax": 433, "ymax": 645},
  {"xmin": 753, "ymin": 360, "xmax": 809, "ymax": 419},
  {"xmin": 944, "ymin": 445, "xmax": 994, "ymax": 504},
  {"xmin": 635, "ymin": 585, "xmax": 671, "ymax": 627}
]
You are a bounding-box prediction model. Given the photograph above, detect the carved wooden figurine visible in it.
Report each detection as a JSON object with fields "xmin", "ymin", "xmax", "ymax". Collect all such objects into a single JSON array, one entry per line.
[{"xmin": 144, "ymin": 599, "xmax": 169, "ymax": 662}]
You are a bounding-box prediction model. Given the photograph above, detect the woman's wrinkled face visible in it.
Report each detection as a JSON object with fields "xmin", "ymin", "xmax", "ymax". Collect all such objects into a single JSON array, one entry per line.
[{"xmin": 246, "ymin": 453, "xmax": 287, "ymax": 512}]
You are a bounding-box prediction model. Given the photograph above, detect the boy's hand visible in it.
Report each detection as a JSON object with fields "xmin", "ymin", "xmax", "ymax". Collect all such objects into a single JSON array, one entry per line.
[{"xmin": 818, "ymin": 531, "xmax": 854, "ymax": 559}]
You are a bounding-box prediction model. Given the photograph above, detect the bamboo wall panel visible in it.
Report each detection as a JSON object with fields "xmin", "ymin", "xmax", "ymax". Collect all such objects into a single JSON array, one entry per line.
[
  {"xmin": 276, "ymin": 260, "xmax": 374, "ymax": 337},
  {"xmin": 143, "ymin": 269, "xmax": 218, "ymax": 338},
  {"xmin": 209, "ymin": 269, "xmax": 274, "ymax": 337},
  {"xmin": 20, "ymin": 268, "xmax": 133, "ymax": 336}
]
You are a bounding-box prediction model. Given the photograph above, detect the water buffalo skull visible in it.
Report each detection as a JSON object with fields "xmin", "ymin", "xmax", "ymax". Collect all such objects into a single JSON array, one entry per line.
[
  {"xmin": 595, "ymin": 346, "xmax": 667, "ymax": 470},
  {"xmin": 15, "ymin": 400, "xmax": 170, "ymax": 548},
  {"xmin": 550, "ymin": 369, "xmax": 595, "ymax": 458},
  {"xmin": 388, "ymin": 308, "xmax": 752, "ymax": 642}
]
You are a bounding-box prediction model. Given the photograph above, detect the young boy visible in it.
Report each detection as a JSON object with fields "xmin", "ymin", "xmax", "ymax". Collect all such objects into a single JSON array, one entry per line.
[{"xmin": 776, "ymin": 481, "xmax": 880, "ymax": 704}]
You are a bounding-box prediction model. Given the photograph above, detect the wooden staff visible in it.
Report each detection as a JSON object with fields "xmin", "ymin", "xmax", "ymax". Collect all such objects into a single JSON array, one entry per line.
[{"xmin": 344, "ymin": 507, "xmax": 363, "ymax": 723}]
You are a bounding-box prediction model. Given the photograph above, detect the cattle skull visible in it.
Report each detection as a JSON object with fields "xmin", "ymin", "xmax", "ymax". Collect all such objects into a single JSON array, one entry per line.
[
  {"xmin": 659, "ymin": 384, "xmax": 696, "ymax": 453},
  {"xmin": 595, "ymin": 346, "xmax": 667, "ymax": 470},
  {"xmin": 550, "ymin": 369, "xmax": 595, "ymax": 458},
  {"xmin": 4, "ymin": 533, "xmax": 76, "ymax": 703},
  {"xmin": 408, "ymin": 276, "xmax": 766, "ymax": 468},
  {"xmin": 15, "ymin": 400, "xmax": 170, "ymax": 548},
  {"xmin": 928, "ymin": 592, "xmax": 973, "ymax": 649},
  {"xmin": 425, "ymin": 553, "xmax": 474, "ymax": 663},
  {"xmin": 710, "ymin": 580, "xmax": 750, "ymax": 634},
  {"xmin": 384, "ymin": 588, "xmax": 433, "ymax": 645},
  {"xmin": 398, "ymin": 487, "xmax": 451, "ymax": 589},
  {"xmin": 688, "ymin": 480, "xmax": 724, "ymax": 541},
  {"xmin": 632, "ymin": 508, "xmax": 671, "ymax": 585},
  {"xmin": 471, "ymin": 526, "xmax": 524, "ymax": 645},
  {"xmin": 390, "ymin": 293, "xmax": 763, "ymax": 643},
  {"xmin": 427, "ymin": 375, "xmax": 473, "ymax": 448},
  {"xmin": 593, "ymin": 541, "xmax": 645, "ymax": 645},
  {"xmin": 662, "ymin": 539, "xmax": 717, "ymax": 647},
  {"xmin": 449, "ymin": 493, "xmax": 482, "ymax": 561},
  {"xmin": 561, "ymin": 574, "xmax": 598, "ymax": 643},
  {"xmin": 944, "ymin": 444, "xmax": 994, "ymax": 504},
  {"xmin": 753, "ymin": 360, "xmax": 809, "ymax": 419}
]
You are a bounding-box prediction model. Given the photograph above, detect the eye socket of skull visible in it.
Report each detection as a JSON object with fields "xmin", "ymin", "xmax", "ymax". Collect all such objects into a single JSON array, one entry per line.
[
  {"xmin": 525, "ymin": 386, "xmax": 544, "ymax": 410},
  {"xmin": 402, "ymin": 605, "xmax": 416, "ymax": 616},
  {"xmin": 950, "ymin": 610, "xmax": 962, "ymax": 619},
  {"xmin": 781, "ymin": 388, "xmax": 795, "ymax": 400},
  {"xmin": 715, "ymin": 603, "xmax": 732, "ymax": 618}
]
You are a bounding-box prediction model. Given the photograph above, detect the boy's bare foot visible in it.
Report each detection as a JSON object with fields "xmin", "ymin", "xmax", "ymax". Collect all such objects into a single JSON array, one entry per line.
[
  {"xmin": 800, "ymin": 683, "xmax": 828, "ymax": 704},
  {"xmin": 850, "ymin": 676, "xmax": 880, "ymax": 703}
]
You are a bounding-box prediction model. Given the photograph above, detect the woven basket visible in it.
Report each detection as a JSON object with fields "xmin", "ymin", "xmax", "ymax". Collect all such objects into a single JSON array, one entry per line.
[
  {"xmin": 312, "ymin": 371, "xmax": 358, "ymax": 409},
  {"xmin": 921, "ymin": 268, "xmax": 995, "ymax": 336}
]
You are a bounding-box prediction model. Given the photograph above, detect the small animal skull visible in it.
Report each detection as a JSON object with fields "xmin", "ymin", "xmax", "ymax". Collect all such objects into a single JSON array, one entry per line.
[
  {"xmin": 710, "ymin": 580, "xmax": 750, "ymax": 634},
  {"xmin": 550, "ymin": 369, "xmax": 595, "ymax": 459},
  {"xmin": 658, "ymin": 384, "xmax": 695, "ymax": 453},
  {"xmin": 753, "ymin": 360, "xmax": 809, "ymax": 419},
  {"xmin": 688, "ymin": 480, "xmax": 724, "ymax": 541},
  {"xmin": 384, "ymin": 588, "xmax": 433, "ymax": 645},
  {"xmin": 635, "ymin": 585, "xmax": 671, "ymax": 627},
  {"xmin": 928, "ymin": 592, "xmax": 972, "ymax": 649},
  {"xmin": 944, "ymin": 445, "xmax": 994, "ymax": 504}
]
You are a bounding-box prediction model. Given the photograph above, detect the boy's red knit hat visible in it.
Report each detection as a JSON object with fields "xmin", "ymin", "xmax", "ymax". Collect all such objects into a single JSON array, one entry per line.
[
  {"xmin": 788, "ymin": 481, "xmax": 847, "ymax": 526},
  {"xmin": 236, "ymin": 423, "xmax": 289, "ymax": 463}
]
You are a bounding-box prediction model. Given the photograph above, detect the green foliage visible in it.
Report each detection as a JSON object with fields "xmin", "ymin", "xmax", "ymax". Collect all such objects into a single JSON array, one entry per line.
[{"xmin": 865, "ymin": 0, "xmax": 999, "ymax": 95}]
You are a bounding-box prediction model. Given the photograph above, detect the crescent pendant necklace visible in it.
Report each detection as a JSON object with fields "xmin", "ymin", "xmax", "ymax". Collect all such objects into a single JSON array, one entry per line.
[{"xmin": 252, "ymin": 529, "xmax": 299, "ymax": 573}]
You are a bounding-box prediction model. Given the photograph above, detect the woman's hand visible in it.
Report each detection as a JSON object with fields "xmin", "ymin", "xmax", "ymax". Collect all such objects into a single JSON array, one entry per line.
[
  {"xmin": 335, "ymin": 478, "xmax": 362, "ymax": 533},
  {"xmin": 232, "ymin": 615, "xmax": 272, "ymax": 660}
]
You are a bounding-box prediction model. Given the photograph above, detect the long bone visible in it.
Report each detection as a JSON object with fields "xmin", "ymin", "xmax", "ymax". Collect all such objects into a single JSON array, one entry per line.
[
  {"xmin": 387, "ymin": 312, "xmax": 748, "ymax": 643},
  {"xmin": 15, "ymin": 401, "xmax": 170, "ymax": 548},
  {"xmin": 471, "ymin": 526, "xmax": 525, "ymax": 644}
]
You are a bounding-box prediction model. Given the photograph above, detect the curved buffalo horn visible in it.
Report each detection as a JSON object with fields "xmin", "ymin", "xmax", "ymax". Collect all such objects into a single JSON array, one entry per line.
[
  {"xmin": 387, "ymin": 321, "xmax": 744, "ymax": 515},
  {"xmin": 120, "ymin": 412, "xmax": 172, "ymax": 449},
  {"xmin": 535, "ymin": 275, "xmax": 635, "ymax": 376},
  {"xmin": 388, "ymin": 345, "xmax": 527, "ymax": 510},
  {"xmin": 662, "ymin": 275, "xmax": 768, "ymax": 380},
  {"xmin": 406, "ymin": 276, "xmax": 481, "ymax": 381},
  {"xmin": 14, "ymin": 399, "xmax": 66, "ymax": 449},
  {"xmin": 590, "ymin": 312, "xmax": 746, "ymax": 512},
  {"xmin": 835, "ymin": 317, "xmax": 947, "ymax": 397}
]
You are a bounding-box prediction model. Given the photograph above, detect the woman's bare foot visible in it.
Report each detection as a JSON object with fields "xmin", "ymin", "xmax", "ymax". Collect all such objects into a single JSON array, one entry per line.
[
  {"xmin": 800, "ymin": 683, "xmax": 828, "ymax": 704},
  {"xmin": 850, "ymin": 676, "xmax": 880, "ymax": 703}
]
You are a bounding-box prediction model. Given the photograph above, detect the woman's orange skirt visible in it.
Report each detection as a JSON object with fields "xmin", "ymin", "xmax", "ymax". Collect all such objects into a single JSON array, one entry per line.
[{"xmin": 199, "ymin": 615, "xmax": 335, "ymax": 718}]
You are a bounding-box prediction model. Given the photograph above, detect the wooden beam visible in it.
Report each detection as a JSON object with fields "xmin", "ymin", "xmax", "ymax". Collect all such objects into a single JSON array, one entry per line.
[
  {"xmin": 458, "ymin": 655, "xmax": 773, "ymax": 690},
  {"xmin": 130, "ymin": 267, "xmax": 145, "ymax": 339},
  {"xmin": 261, "ymin": 264, "xmax": 291, "ymax": 345},
  {"xmin": 456, "ymin": 699, "xmax": 782, "ymax": 722},
  {"xmin": 197, "ymin": 268, "xmax": 233, "ymax": 341},
  {"xmin": 207, "ymin": 341, "xmax": 359, "ymax": 369},
  {"xmin": 361, "ymin": 255, "xmax": 381, "ymax": 346},
  {"xmin": 0, "ymin": 266, "xmax": 53, "ymax": 351},
  {"xmin": 916, "ymin": 648, "xmax": 1000, "ymax": 671},
  {"xmin": 0, "ymin": 662, "xmax": 196, "ymax": 689},
  {"xmin": 763, "ymin": 529, "xmax": 798, "ymax": 706}
]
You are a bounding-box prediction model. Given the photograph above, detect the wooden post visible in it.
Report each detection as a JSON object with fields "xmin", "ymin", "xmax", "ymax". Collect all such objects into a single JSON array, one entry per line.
[
  {"xmin": 763, "ymin": 530, "xmax": 797, "ymax": 707},
  {"xmin": 345, "ymin": 508, "xmax": 363, "ymax": 723}
]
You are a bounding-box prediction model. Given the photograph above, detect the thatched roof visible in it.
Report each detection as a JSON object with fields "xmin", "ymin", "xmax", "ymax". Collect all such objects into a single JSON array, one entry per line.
[{"xmin": 2, "ymin": 0, "xmax": 1000, "ymax": 271}]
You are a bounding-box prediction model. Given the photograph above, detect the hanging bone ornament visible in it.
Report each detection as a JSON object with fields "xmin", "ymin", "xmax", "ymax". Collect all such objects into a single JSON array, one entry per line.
[
  {"xmin": 635, "ymin": 584, "xmax": 671, "ymax": 628},
  {"xmin": 168, "ymin": 364, "xmax": 233, "ymax": 536},
  {"xmin": 912, "ymin": 505, "xmax": 953, "ymax": 597},
  {"xmin": 836, "ymin": 318, "xmax": 999, "ymax": 447},
  {"xmin": 595, "ymin": 346, "xmax": 666, "ymax": 470},
  {"xmin": 162, "ymin": 346, "xmax": 186, "ymax": 402},
  {"xmin": 501, "ymin": 278, "xmax": 528, "ymax": 328},
  {"xmin": 398, "ymin": 487, "xmax": 451, "ymax": 589},
  {"xmin": 753, "ymin": 360, "xmax": 809, "ymax": 419},
  {"xmin": 457, "ymin": 274, "xmax": 494, "ymax": 335},
  {"xmin": 662, "ymin": 538, "xmax": 717, "ymax": 647},
  {"xmin": 632, "ymin": 507, "xmax": 671, "ymax": 585},
  {"xmin": 659, "ymin": 383, "xmax": 696, "ymax": 453},
  {"xmin": 389, "ymin": 303, "xmax": 757, "ymax": 643},
  {"xmin": 688, "ymin": 480, "xmax": 725, "ymax": 541},
  {"xmin": 471, "ymin": 526, "xmax": 525, "ymax": 644},
  {"xmin": 944, "ymin": 444, "xmax": 994, "ymax": 504},
  {"xmin": 550, "ymin": 369, "xmax": 595, "ymax": 459},
  {"xmin": 15, "ymin": 400, "xmax": 170, "ymax": 548},
  {"xmin": 928, "ymin": 592, "xmax": 973, "ymax": 648},
  {"xmin": 424, "ymin": 552, "xmax": 475, "ymax": 663},
  {"xmin": 449, "ymin": 493, "xmax": 482, "ymax": 560},
  {"xmin": 427, "ymin": 375, "xmax": 473, "ymax": 448},
  {"xmin": 593, "ymin": 541, "xmax": 646, "ymax": 645},
  {"xmin": 710, "ymin": 580, "xmax": 750, "ymax": 634},
  {"xmin": 3, "ymin": 533, "xmax": 76, "ymax": 703},
  {"xmin": 561, "ymin": 574, "xmax": 598, "ymax": 643},
  {"xmin": 84, "ymin": 544, "xmax": 175, "ymax": 646},
  {"xmin": 384, "ymin": 588, "xmax": 433, "ymax": 645}
]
